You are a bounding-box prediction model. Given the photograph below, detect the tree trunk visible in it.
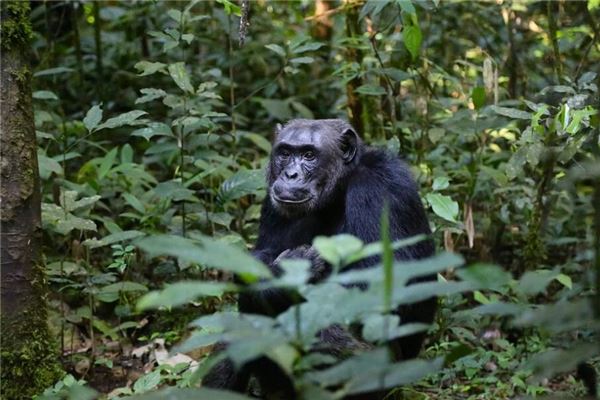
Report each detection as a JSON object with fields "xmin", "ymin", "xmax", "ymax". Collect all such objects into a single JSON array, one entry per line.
[{"xmin": 0, "ymin": 2, "xmax": 62, "ymax": 398}]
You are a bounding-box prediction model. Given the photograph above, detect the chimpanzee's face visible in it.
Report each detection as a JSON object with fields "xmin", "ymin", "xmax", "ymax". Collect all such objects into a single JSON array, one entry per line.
[{"xmin": 267, "ymin": 120, "xmax": 358, "ymax": 217}]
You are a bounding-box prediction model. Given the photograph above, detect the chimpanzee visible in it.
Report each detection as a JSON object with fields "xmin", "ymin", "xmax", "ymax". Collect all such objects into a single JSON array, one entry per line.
[{"xmin": 203, "ymin": 119, "xmax": 436, "ymax": 399}]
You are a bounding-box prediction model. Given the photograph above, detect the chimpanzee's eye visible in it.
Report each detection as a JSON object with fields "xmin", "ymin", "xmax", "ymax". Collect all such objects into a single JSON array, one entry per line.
[
  {"xmin": 279, "ymin": 150, "xmax": 290, "ymax": 158},
  {"xmin": 303, "ymin": 151, "xmax": 315, "ymax": 161}
]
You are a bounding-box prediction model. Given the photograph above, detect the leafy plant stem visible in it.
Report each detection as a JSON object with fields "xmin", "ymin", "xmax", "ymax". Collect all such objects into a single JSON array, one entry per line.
[
  {"xmin": 228, "ymin": 14, "xmax": 236, "ymax": 135},
  {"xmin": 594, "ymin": 98, "xmax": 600, "ymax": 320},
  {"xmin": 594, "ymin": 172, "xmax": 600, "ymax": 320},
  {"xmin": 93, "ymin": 1, "xmax": 103, "ymax": 98},
  {"xmin": 546, "ymin": 1, "xmax": 562, "ymax": 83},
  {"xmin": 369, "ymin": 34, "xmax": 398, "ymax": 132},
  {"xmin": 179, "ymin": 5, "xmax": 187, "ymax": 237},
  {"xmin": 524, "ymin": 134, "xmax": 557, "ymax": 271}
]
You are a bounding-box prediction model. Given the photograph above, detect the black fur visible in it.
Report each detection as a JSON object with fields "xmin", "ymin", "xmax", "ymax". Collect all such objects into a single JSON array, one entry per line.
[{"xmin": 203, "ymin": 119, "xmax": 436, "ymax": 399}]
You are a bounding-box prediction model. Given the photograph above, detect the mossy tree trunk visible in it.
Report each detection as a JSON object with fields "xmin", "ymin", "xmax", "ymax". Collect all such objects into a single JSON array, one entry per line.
[{"xmin": 1, "ymin": 2, "xmax": 63, "ymax": 398}]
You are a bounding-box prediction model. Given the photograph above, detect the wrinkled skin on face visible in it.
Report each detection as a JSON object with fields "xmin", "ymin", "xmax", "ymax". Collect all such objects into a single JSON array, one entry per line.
[{"xmin": 267, "ymin": 119, "xmax": 360, "ymax": 217}]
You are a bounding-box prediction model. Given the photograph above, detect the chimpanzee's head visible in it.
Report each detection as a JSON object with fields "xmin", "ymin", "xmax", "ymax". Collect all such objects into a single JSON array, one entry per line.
[{"xmin": 267, "ymin": 119, "xmax": 362, "ymax": 217}]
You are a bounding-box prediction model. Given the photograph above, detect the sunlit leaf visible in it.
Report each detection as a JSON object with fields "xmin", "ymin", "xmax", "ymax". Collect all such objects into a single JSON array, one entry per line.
[
  {"xmin": 97, "ymin": 110, "xmax": 147, "ymax": 131},
  {"xmin": 84, "ymin": 104, "xmax": 103, "ymax": 132},
  {"xmin": 425, "ymin": 193, "xmax": 459, "ymax": 222},
  {"xmin": 84, "ymin": 230, "xmax": 146, "ymax": 249},
  {"xmin": 168, "ymin": 62, "xmax": 194, "ymax": 93},
  {"xmin": 136, "ymin": 235, "xmax": 271, "ymax": 280},
  {"xmin": 403, "ymin": 25, "xmax": 422, "ymax": 59},
  {"xmin": 137, "ymin": 281, "xmax": 236, "ymax": 310}
]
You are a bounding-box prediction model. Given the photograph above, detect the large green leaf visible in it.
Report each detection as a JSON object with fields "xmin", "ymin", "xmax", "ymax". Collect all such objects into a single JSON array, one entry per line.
[
  {"xmin": 33, "ymin": 90, "xmax": 59, "ymax": 100},
  {"xmin": 217, "ymin": 169, "xmax": 265, "ymax": 204},
  {"xmin": 137, "ymin": 281, "xmax": 236, "ymax": 310},
  {"xmin": 456, "ymin": 263, "xmax": 511, "ymax": 290},
  {"xmin": 98, "ymin": 281, "xmax": 148, "ymax": 303},
  {"xmin": 83, "ymin": 230, "xmax": 146, "ymax": 249},
  {"xmin": 425, "ymin": 193, "xmax": 459, "ymax": 222},
  {"xmin": 42, "ymin": 203, "xmax": 98, "ymax": 235},
  {"xmin": 97, "ymin": 110, "xmax": 147, "ymax": 131},
  {"xmin": 491, "ymin": 105, "xmax": 532, "ymax": 120},
  {"xmin": 526, "ymin": 343, "xmax": 600, "ymax": 380},
  {"xmin": 265, "ymin": 43, "xmax": 285, "ymax": 57},
  {"xmin": 168, "ymin": 62, "xmax": 194, "ymax": 93},
  {"xmin": 403, "ymin": 25, "xmax": 422, "ymax": 59},
  {"xmin": 136, "ymin": 235, "xmax": 271, "ymax": 280},
  {"xmin": 354, "ymin": 85, "xmax": 386, "ymax": 96},
  {"xmin": 134, "ymin": 61, "xmax": 167, "ymax": 76},
  {"xmin": 313, "ymin": 234, "xmax": 363, "ymax": 268},
  {"xmin": 83, "ymin": 104, "xmax": 103, "ymax": 132}
]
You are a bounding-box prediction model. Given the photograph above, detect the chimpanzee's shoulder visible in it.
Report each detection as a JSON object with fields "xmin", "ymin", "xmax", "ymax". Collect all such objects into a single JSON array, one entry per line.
[{"xmin": 354, "ymin": 147, "xmax": 416, "ymax": 189}]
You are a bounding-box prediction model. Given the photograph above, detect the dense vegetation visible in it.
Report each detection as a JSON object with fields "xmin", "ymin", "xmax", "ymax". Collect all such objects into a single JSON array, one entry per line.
[{"xmin": 2, "ymin": 0, "xmax": 599, "ymax": 399}]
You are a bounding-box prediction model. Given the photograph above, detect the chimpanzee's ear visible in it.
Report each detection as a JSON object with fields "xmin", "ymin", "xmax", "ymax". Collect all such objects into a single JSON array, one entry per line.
[
  {"xmin": 275, "ymin": 123, "xmax": 283, "ymax": 135},
  {"xmin": 340, "ymin": 128, "xmax": 358, "ymax": 164}
]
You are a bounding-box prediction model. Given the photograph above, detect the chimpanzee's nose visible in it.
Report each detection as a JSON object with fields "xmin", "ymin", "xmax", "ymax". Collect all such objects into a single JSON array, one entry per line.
[{"xmin": 284, "ymin": 170, "xmax": 298, "ymax": 180}]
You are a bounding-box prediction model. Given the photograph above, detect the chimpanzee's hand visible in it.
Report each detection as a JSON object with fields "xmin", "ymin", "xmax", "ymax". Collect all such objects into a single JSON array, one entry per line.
[{"xmin": 273, "ymin": 245, "xmax": 331, "ymax": 283}]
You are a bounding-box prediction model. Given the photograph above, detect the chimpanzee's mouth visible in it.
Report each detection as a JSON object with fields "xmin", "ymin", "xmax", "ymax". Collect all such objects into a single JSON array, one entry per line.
[{"xmin": 273, "ymin": 195, "xmax": 312, "ymax": 205}]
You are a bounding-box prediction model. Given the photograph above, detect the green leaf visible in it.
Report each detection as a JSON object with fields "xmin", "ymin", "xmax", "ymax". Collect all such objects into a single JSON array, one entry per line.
[
  {"xmin": 122, "ymin": 193, "xmax": 146, "ymax": 213},
  {"xmin": 240, "ymin": 132, "xmax": 272, "ymax": 153},
  {"xmin": 381, "ymin": 205, "xmax": 393, "ymax": 312},
  {"xmin": 471, "ymin": 86, "xmax": 486, "ymax": 109},
  {"xmin": 83, "ymin": 105, "xmax": 103, "ymax": 132},
  {"xmin": 347, "ymin": 357, "xmax": 443, "ymax": 394},
  {"xmin": 528, "ymin": 343, "xmax": 600, "ymax": 381},
  {"xmin": 98, "ymin": 281, "xmax": 148, "ymax": 303},
  {"xmin": 491, "ymin": 105, "xmax": 532, "ymax": 120},
  {"xmin": 456, "ymin": 263, "xmax": 511, "ymax": 290},
  {"xmin": 403, "ymin": 25, "xmax": 422, "ymax": 59},
  {"xmin": 98, "ymin": 148, "xmax": 118, "ymax": 179},
  {"xmin": 34, "ymin": 67, "xmax": 74, "ymax": 77},
  {"xmin": 362, "ymin": 315, "xmax": 428, "ymax": 342},
  {"xmin": 425, "ymin": 193, "xmax": 458, "ymax": 222},
  {"xmin": 355, "ymin": 84, "xmax": 386, "ymax": 96},
  {"xmin": 397, "ymin": 0, "xmax": 416, "ymax": 14},
  {"xmin": 444, "ymin": 344, "xmax": 475, "ymax": 366},
  {"xmin": 33, "ymin": 90, "xmax": 59, "ymax": 100},
  {"xmin": 217, "ymin": 169, "xmax": 265, "ymax": 204},
  {"xmin": 167, "ymin": 9, "xmax": 182, "ymax": 22},
  {"xmin": 517, "ymin": 269, "xmax": 556, "ymax": 296},
  {"xmin": 313, "ymin": 235, "xmax": 364, "ymax": 268},
  {"xmin": 216, "ymin": 0, "xmax": 241, "ymax": 16},
  {"xmin": 257, "ymin": 99, "xmax": 292, "ymax": 120},
  {"xmin": 555, "ymin": 273, "xmax": 572, "ymax": 289},
  {"xmin": 513, "ymin": 298, "xmax": 593, "ymax": 333},
  {"xmin": 380, "ymin": 67, "xmax": 412, "ymax": 82},
  {"xmin": 136, "ymin": 235, "xmax": 271, "ymax": 280},
  {"xmin": 265, "ymin": 44, "xmax": 285, "ymax": 57},
  {"xmin": 290, "ymin": 56, "xmax": 314, "ymax": 64},
  {"xmin": 134, "ymin": 61, "xmax": 167, "ymax": 76},
  {"xmin": 136, "ymin": 88, "xmax": 167, "ymax": 104},
  {"xmin": 83, "ymin": 230, "xmax": 146, "ymax": 249},
  {"xmin": 42, "ymin": 204, "xmax": 98, "ymax": 235},
  {"xmin": 133, "ymin": 370, "xmax": 161, "ymax": 394},
  {"xmin": 432, "ymin": 176, "xmax": 450, "ymax": 191},
  {"xmin": 38, "ymin": 153, "xmax": 63, "ymax": 179},
  {"xmin": 137, "ymin": 281, "xmax": 237, "ymax": 310},
  {"xmin": 291, "ymin": 42, "xmax": 324, "ymax": 54},
  {"xmin": 97, "ymin": 110, "xmax": 147, "ymax": 131},
  {"xmin": 131, "ymin": 122, "xmax": 173, "ymax": 141},
  {"xmin": 168, "ymin": 62, "xmax": 194, "ymax": 93},
  {"xmin": 59, "ymin": 190, "xmax": 101, "ymax": 212}
]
